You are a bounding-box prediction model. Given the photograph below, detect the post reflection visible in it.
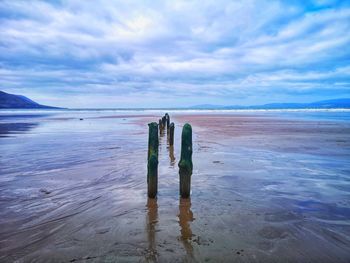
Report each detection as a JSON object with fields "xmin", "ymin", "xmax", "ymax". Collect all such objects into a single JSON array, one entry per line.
[
  {"xmin": 159, "ymin": 126, "xmax": 165, "ymax": 141},
  {"xmin": 168, "ymin": 145, "xmax": 176, "ymax": 167},
  {"xmin": 146, "ymin": 198, "xmax": 158, "ymax": 262},
  {"xmin": 178, "ymin": 198, "xmax": 195, "ymax": 260}
]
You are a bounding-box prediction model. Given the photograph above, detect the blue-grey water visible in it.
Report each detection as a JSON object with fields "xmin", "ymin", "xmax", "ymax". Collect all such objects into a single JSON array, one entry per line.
[{"xmin": 0, "ymin": 109, "xmax": 349, "ymax": 262}]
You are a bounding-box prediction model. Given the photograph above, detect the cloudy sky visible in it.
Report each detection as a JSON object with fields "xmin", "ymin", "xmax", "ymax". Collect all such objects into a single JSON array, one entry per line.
[{"xmin": 0, "ymin": 0, "xmax": 349, "ymax": 108}]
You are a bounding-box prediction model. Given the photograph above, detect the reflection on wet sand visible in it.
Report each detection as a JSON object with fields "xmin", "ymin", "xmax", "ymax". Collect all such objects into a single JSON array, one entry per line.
[
  {"xmin": 164, "ymin": 124, "xmax": 175, "ymax": 166},
  {"xmin": 168, "ymin": 145, "xmax": 176, "ymax": 167},
  {"xmin": 159, "ymin": 127, "xmax": 165, "ymax": 153},
  {"xmin": 178, "ymin": 198, "xmax": 195, "ymax": 260},
  {"xmin": 0, "ymin": 122, "xmax": 38, "ymax": 137},
  {"xmin": 146, "ymin": 198, "xmax": 158, "ymax": 262}
]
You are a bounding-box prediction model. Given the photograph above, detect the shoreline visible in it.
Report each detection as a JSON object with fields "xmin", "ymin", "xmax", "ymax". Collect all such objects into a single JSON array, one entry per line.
[{"xmin": 1, "ymin": 108, "xmax": 350, "ymax": 113}]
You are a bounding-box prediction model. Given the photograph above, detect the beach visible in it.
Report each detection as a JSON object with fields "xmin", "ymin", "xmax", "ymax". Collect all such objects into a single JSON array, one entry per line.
[{"xmin": 0, "ymin": 110, "xmax": 350, "ymax": 262}]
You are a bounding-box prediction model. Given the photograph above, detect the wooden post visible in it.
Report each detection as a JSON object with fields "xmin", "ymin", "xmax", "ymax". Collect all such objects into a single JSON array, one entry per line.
[
  {"xmin": 169, "ymin": 122, "xmax": 175, "ymax": 146},
  {"xmin": 178, "ymin": 123, "xmax": 193, "ymax": 198},
  {"xmin": 165, "ymin": 113, "xmax": 170, "ymax": 130},
  {"xmin": 148, "ymin": 122, "xmax": 159, "ymax": 198},
  {"xmin": 162, "ymin": 116, "xmax": 166, "ymax": 128},
  {"xmin": 159, "ymin": 119, "xmax": 163, "ymax": 132}
]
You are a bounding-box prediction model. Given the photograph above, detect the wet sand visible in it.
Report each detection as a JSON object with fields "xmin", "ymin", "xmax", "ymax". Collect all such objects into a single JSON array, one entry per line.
[{"xmin": 0, "ymin": 111, "xmax": 350, "ymax": 262}]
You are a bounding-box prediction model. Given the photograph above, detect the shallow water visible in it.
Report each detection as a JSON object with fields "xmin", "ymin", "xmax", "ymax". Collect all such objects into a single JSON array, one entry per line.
[{"xmin": 0, "ymin": 110, "xmax": 350, "ymax": 262}]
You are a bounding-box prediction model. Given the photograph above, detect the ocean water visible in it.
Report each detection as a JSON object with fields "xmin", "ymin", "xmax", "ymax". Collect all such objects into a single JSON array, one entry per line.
[{"xmin": 0, "ymin": 109, "xmax": 349, "ymax": 262}]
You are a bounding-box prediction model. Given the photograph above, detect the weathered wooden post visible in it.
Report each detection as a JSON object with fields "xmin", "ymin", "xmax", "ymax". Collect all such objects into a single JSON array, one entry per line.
[
  {"xmin": 178, "ymin": 123, "xmax": 193, "ymax": 198},
  {"xmin": 165, "ymin": 113, "xmax": 170, "ymax": 130},
  {"xmin": 158, "ymin": 119, "xmax": 163, "ymax": 133},
  {"xmin": 148, "ymin": 122, "xmax": 159, "ymax": 198},
  {"xmin": 162, "ymin": 116, "xmax": 166, "ymax": 128},
  {"xmin": 169, "ymin": 122, "xmax": 175, "ymax": 146}
]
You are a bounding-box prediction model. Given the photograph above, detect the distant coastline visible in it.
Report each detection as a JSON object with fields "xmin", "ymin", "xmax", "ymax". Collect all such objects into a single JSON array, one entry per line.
[
  {"xmin": 1, "ymin": 90, "xmax": 349, "ymax": 110},
  {"xmin": 190, "ymin": 98, "xmax": 350, "ymax": 110},
  {"xmin": 1, "ymin": 108, "xmax": 350, "ymax": 113}
]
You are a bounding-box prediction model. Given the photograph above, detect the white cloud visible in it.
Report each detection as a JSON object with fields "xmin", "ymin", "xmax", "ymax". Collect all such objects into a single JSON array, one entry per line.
[{"xmin": 0, "ymin": 0, "xmax": 349, "ymax": 107}]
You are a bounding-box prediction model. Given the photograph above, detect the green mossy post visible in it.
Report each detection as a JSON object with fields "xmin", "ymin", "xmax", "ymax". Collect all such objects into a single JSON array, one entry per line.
[
  {"xmin": 148, "ymin": 155, "xmax": 158, "ymax": 198},
  {"xmin": 178, "ymin": 123, "xmax": 193, "ymax": 198},
  {"xmin": 148, "ymin": 122, "xmax": 159, "ymax": 198},
  {"xmin": 169, "ymin": 122, "xmax": 175, "ymax": 146}
]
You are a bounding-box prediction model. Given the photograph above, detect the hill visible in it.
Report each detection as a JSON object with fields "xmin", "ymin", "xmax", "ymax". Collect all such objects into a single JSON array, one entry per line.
[
  {"xmin": 192, "ymin": 99, "xmax": 350, "ymax": 110},
  {"xmin": 0, "ymin": 91, "xmax": 60, "ymax": 109}
]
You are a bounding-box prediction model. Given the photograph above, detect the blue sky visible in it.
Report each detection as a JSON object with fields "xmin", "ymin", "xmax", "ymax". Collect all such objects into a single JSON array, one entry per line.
[{"xmin": 0, "ymin": 0, "xmax": 349, "ymax": 108}]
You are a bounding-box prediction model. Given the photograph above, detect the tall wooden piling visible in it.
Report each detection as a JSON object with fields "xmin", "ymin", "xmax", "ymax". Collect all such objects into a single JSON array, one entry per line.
[
  {"xmin": 169, "ymin": 122, "xmax": 175, "ymax": 146},
  {"xmin": 178, "ymin": 123, "xmax": 193, "ymax": 198},
  {"xmin": 165, "ymin": 113, "xmax": 170, "ymax": 130},
  {"xmin": 148, "ymin": 122, "xmax": 159, "ymax": 198},
  {"xmin": 159, "ymin": 119, "xmax": 163, "ymax": 132},
  {"xmin": 162, "ymin": 116, "xmax": 166, "ymax": 128}
]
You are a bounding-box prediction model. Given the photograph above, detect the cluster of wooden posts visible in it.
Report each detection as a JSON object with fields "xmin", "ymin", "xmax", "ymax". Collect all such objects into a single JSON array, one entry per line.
[{"xmin": 147, "ymin": 113, "xmax": 193, "ymax": 199}]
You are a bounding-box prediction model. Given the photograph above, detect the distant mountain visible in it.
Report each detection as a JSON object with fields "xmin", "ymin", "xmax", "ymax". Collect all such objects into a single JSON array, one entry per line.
[
  {"xmin": 0, "ymin": 90, "xmax": 61, "ymax": 109},
  {"xmin": 191, "ymin": 104, "xmax": 224, "ymax": 109},
  {"xmin": 192, "ymin": 99, "xmax": 350, "ymax": 110}
]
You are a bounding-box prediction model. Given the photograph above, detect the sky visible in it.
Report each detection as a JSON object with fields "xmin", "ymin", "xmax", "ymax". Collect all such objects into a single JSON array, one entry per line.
[{"xmin": 0, "ymin": 0, "xmax": 350, "ymax": 108}]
